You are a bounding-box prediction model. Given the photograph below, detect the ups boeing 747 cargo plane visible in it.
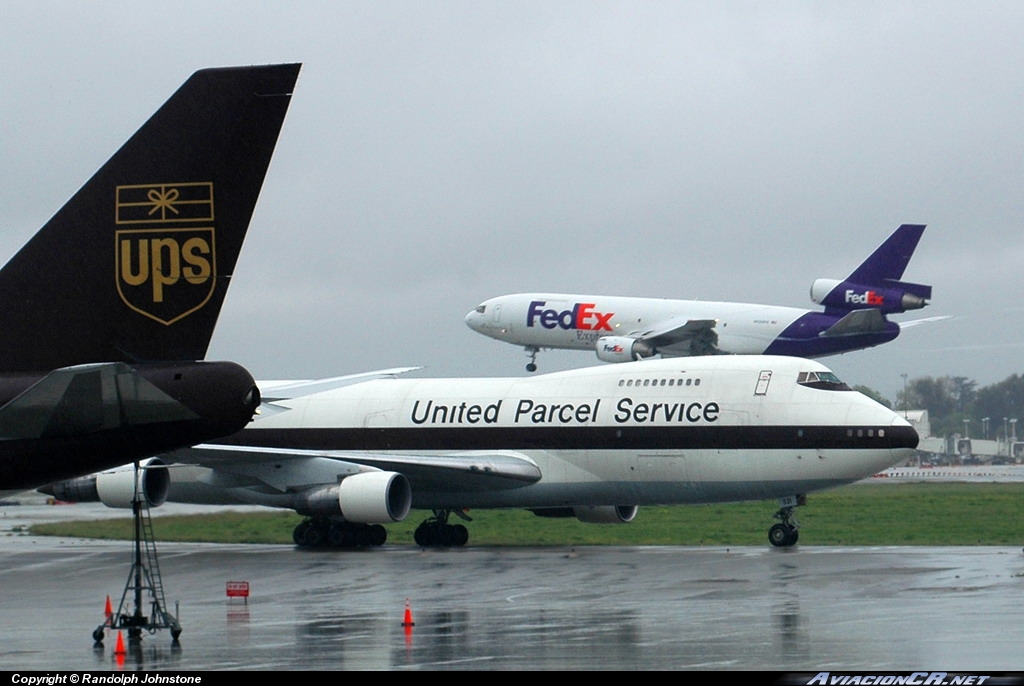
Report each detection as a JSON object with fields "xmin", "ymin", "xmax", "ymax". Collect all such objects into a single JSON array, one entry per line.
[{"xmin": 48, "ymin": 355, "xmax": 917, "ymax": 548}]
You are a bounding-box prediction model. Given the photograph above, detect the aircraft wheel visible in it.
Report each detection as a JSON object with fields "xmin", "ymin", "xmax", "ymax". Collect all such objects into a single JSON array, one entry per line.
[
  {"xmin": 367, "ymin": 524, "xmax": 387, "ymax": 546},
  {"xmin": 304, "ymin": 524, "xmax": 324, "ymax": 548},
  {"xmin": 437, "ymin": 525, "xmax": 453, "ymax": 547},
  {"xmin": 414, "ymin": 524, "xmax": 432, "ymax": 547},
  {"xmin": 526, "ymin": 363, "xmax": 537, "ymax": 372},
  {"xmin": 353, "ymin": 525, "xmax": 374, "ymax": 547},
  {"xmin": 293, "ymin": 521, "xmax": 312, "ymax": 546},
  {"xmin": 451, "ymin": 524, "xmax": 469, "ymax": 547},
  {"xmin": 769, "ymin": 523, "xmax": 793, "ymax": 547},
  {"xmin": 328, "ymin": 524, "xmax": 353, "ymax": 547}
]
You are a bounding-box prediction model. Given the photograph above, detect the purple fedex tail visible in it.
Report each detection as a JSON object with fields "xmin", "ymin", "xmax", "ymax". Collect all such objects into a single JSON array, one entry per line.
[
  {"xmin": 809, "ymin": 224, "xmax": 930, "ymax": 316},
  {"xmin": 765, "ymin": 224, "xmax": 931, "ymax": 357}
]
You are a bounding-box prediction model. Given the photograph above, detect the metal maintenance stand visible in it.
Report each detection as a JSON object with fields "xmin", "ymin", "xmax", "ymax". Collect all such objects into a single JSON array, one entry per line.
[{"xmin": 93, "ymin": 464, "xmax": 182, "ymax": 644}]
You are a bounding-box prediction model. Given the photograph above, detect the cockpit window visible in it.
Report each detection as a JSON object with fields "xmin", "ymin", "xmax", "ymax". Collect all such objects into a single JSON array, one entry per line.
[
  {"xmin": 797, "ymin": 370, "xmax": 852, "ymax": 391},
  {"xmin": 475, "ymin": 305, "xmax": 486, "ymax": 314}
]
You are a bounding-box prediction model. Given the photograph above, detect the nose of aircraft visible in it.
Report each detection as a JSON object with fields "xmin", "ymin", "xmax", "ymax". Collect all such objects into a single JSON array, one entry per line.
[
  {"xmin": 890, "ymin": 412, "xmax": 920, "ymax": 449},
  {"xmin": 465, "ymin": 306, "xmax": 484, "ymax": 331}
]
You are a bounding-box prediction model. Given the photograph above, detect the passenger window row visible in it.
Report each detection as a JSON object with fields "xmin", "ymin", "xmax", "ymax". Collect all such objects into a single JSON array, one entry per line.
[{"xmin": 617, "ymin": 377, "xmax": 701, "ymax": 388}]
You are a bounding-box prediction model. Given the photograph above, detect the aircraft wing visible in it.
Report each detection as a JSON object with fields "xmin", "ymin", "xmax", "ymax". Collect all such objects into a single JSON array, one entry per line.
[
  {"xmin": 629, "ymin": 318, "xmax": 719, "ymax": 355},
  {"xmin": 164, "ymin": 444, "xmax": 543, "ymax": 494},
  {"xmin": 256, "ymin": 368, "xmax": 422, "ymax": 418},
  {"xmin": 260, "ymin": 368, "xmax": 422, "ymax": 401}
]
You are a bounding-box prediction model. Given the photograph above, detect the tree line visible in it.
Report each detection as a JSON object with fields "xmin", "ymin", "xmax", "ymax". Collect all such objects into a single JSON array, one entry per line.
[{"xmin": 856, "ymin": 374, "xmax": 1024, "ymax": 439}]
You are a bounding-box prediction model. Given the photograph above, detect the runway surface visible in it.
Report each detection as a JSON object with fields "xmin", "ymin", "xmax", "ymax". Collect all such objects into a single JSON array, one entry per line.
[{"xmin": 1, "ymin": 500, "xmax": 1022, "ymax": 671}]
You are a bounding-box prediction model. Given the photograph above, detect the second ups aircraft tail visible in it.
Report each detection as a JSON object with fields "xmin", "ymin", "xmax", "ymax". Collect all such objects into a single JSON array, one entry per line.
[{"xmin": 0, "ymin": 64, "xmax": 299, "ymax": 491}]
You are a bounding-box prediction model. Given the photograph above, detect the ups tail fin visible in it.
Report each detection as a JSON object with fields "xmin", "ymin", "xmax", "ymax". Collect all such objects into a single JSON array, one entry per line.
[
  {"xmin": 0, "ymin": 64, "xmax": 300, "ymax": 372},
  {"xmin": 809, "ymin": 224, "xmax": 931, "ymax": 315}
]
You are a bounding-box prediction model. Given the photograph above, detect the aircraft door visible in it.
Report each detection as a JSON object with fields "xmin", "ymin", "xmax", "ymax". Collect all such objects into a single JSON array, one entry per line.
[
  {"xmin": 754, "ymin": 370, "xmax": 772, "ymax": 396},
  {"xmin": 364, "ymin": 411, "xmax": 394, "ymax": 427}
]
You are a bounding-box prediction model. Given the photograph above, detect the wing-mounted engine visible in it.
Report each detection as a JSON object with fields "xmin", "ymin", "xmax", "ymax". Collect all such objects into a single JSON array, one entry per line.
[
  {"xmin": 574, "ymin": 505, "xmax": 638, "ymax": 523},
  {"xmin": 531, "ymin": 505, "xmax": 638, "ymax": 523},
  {"xmin": 294, "ymin": 471, "xmax": 412, "ymax": 523},
  {"xmin": 42, "ymin": 458, "xmax": 169, "ymax": 508},
  {"xmin": 810, "ymin": 278, "xmax": 930, "ymax": 314},
  {"xmin": 595, "ymin": 336, "xmax": 656, "ymax": 363}
]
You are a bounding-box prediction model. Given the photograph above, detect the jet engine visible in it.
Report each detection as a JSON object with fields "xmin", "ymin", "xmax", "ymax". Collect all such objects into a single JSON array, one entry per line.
[
  {"xmin": 595, "ymin": 336, "xmax": 656, "ymax": 363},
  {"xmin": 810, "ymin": 278, "xmax": 930, "ymax": 314},
  {"xmin": 531, "ymin": 505, "xmax": 638, "ymax": 523},
  {"xmin": 294, "ymin": 471, "xmax": 412, "ymax": 523},
  {"xmin": 573, "ymin": 505, "xmax": 638, "ymax": 523},
  {"xmin": 43, "ymin": 458, "xmax": 169, "ymax": 508}
]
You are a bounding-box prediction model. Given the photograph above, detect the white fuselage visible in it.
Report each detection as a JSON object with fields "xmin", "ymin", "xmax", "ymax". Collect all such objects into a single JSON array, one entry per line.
[
  {"xmin": 465, "ymin": 293, "xmax": 805, "ymax": 354},
  {"xmin": 185, "ymin": 356, "xmax": 917, "ymax": 510}
]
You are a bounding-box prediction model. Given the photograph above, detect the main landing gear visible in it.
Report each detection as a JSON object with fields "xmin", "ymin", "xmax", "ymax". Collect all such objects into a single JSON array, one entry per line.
[
  {"xmin": 414, "ymin": 509, "xmax": 470, "ymax": 547},
  {"xmin": 768, "ymin": 495, "xmax": 805, "ymax": 548},
  {"xmin": 292, "ymin": 517, "xmax": 388, "ymax": 549},
  {"xmin": 525, "ymin": 345, "xmax": 539, "ymax": 373}
]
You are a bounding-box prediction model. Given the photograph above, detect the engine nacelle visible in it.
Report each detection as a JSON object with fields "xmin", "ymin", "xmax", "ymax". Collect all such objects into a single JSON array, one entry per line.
[
  {"xmin": 531, "ymin": 505, "xmax": 638, "ymax": 523},
  {"xmin": 573, "ymin": 505, "xmax": 638, "ymax": 524},
  {"xmin": 809, "ymin": 279, "xmax": 842, "ymax": 306},
  {"xmin": 810, "ymin": 278, "xmax": 930, "ymax": 314},
  {"xmin": 595, "ymin": 336, "xmax": 656, "ymax": 363},
  {"xmin": 45, "ymin": 458, "xmax": 169, "ymax": 508},
  {"xmin": 294, "ymin": 471, "xmax": 412, "ymax": 523}
]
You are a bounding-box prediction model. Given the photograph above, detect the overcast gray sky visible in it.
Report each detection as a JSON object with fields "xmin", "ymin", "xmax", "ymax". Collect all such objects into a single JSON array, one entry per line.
[{"xmin": 2, "ymin": 1, "xmax": 1022, "ymax": 403}]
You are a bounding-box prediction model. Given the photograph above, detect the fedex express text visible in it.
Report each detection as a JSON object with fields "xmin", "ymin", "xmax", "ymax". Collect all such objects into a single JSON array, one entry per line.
[{"xmin": 526, "ymin": 301, "xmax": 614, "ymax": 331}]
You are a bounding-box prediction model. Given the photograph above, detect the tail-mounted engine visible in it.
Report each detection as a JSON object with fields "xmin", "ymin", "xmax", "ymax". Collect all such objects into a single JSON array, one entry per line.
[{"xmin": 810, "ymin": 278, "xmax": 930, "ymax": 314}]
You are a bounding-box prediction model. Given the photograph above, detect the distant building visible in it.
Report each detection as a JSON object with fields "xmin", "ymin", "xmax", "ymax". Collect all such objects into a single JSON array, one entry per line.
[
  {"xmin": 903, "ymin": 410, "xmax": 954, "ymax": 463},
  {"xmin": 900, "ymin": 409, "xmax": 931, "ymax": 439}
]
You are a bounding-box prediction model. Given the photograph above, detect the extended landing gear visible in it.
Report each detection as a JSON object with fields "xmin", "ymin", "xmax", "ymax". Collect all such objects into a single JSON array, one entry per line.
[
  {"xmin": 292, "ymin": 517, "xmax": 388, "ymax": 549},
  {"xmin": 525, "ymin": 346, "xmax": 539, "ymax": 373},
  {"xmin": 769, "ymin": 522, "xmax": 799, "ymax": 547},
  {"xmin": 768, "ymin": 495, "xmax": 804, "ymax": 548},
  {"xmin": 414, "ymin": 509, "xmax": 470, "ymax": 547}
]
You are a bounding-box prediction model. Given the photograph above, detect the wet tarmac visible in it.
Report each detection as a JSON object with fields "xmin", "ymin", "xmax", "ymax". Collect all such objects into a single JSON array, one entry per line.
[{"xmin": 0, "ymin": 500, "xmax": 1022, "ymax": 671}]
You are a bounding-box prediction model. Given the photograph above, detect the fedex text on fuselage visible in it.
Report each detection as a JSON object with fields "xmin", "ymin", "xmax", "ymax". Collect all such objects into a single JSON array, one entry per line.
[{"xmin": 526, "ymin": 300, "xmax": 614, "ymax": 331}]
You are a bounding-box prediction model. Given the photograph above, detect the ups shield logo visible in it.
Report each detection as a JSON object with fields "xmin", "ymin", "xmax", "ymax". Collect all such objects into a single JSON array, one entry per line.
[
  {"xmin": 116, "ymin": 227, "xmax": 217, "ymax": 326},
  {"xmin": 115, "ymin": 183, "xmax": 217, "ymax": 325}
]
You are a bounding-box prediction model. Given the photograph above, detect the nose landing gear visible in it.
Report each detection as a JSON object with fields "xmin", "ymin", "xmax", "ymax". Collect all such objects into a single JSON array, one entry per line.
[
  {"xmin": 525, "ymin": 346, "xmax": 539, "ymax": 373},
  {"xmin": 768, "ymin": 495, "xmax": 804, "ymax": 547}
]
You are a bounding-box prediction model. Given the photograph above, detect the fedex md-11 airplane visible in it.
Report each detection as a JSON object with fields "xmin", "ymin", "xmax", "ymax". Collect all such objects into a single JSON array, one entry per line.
[
  {"xmin": 466, "ymin": 224, "xmax": 938, "ymax": 371},
  {"xmin": 45, "ymin": 355, "xmax": 917, "ymax": 548}
]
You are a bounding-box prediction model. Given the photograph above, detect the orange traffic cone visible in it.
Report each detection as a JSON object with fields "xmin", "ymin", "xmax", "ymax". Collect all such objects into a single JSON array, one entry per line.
[
  {"xmin": 401, "ymin": 598, "xmax": 415, "ymax": 627},
  {"xmin": 104, "ymin": 595, "xmax": 113, "ymax": 621},
  {"xmin": 114, "ymin": 631, "xmax": 126, "ymax": 655}
]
